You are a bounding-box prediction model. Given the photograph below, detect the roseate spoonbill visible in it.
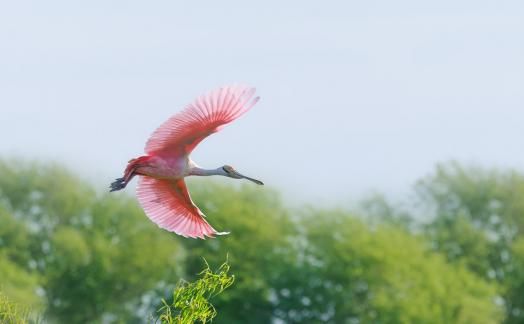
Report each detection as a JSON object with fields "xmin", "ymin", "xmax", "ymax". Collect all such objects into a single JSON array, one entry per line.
[{"xmin": 110, "ymin": 85, "xmax": 263, "ymax": 239}]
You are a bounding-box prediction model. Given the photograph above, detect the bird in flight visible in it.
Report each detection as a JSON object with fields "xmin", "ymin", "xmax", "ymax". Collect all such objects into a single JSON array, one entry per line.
[{"xmin": 110, "ymin": 85, "xmax": 263, "ymax": 238}]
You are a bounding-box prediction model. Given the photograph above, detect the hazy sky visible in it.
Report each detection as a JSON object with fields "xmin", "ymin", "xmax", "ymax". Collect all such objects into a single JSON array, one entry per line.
[{"xmin": 1, "ymin": 1, "xmax": 523, "ymax": 204}]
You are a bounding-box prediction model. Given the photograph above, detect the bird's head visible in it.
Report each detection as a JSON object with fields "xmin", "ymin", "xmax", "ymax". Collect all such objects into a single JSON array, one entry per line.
[{"xmin": 222, "ymin": 165, "xmax": 264, "ymax": 185}]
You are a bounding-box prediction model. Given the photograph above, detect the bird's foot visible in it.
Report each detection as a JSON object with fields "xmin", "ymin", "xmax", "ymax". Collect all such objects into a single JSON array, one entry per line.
[{"xmin": 109, "ymin": 177, "xmax": 126, "ymax": 192}]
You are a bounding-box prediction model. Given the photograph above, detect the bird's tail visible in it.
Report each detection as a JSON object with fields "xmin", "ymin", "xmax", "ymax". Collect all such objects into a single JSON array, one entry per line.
[{"xmin": 110, "ymin": 156, "xmax": 150, "ymax": 192}]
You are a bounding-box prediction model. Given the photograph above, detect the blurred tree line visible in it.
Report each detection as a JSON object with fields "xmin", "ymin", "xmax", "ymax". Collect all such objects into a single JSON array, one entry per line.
[{"xmin": 0, "ymin": 159, "xmax": 523, "ymax": 323}]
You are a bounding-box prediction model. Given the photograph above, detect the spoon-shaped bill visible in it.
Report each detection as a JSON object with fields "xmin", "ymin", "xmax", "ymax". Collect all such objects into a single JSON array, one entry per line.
[{"xmin": 231, "ymin": 170, "xmax": 264, "ymax": 185}]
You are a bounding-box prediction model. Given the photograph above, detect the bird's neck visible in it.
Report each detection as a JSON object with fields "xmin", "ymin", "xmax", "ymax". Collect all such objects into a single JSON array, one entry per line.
[{"xmin": 189, "ymin": 166, "xmax": 224, "ymax": 177}]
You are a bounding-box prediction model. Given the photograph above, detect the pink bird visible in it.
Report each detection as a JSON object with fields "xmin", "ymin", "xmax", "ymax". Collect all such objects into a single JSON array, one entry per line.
[{"xmin": 110, "ymin": 85, "xmax": 263, "ymax": 239}]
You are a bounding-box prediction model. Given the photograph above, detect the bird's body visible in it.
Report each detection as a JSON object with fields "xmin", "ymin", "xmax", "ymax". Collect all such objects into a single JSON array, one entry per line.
[
  {"xmin": 134, "ymin": 155, "xmax": 189, "ymax": 179},
  {"xmin": 110, "ymin": 85, "xmax": 263, "ymax": 239}
]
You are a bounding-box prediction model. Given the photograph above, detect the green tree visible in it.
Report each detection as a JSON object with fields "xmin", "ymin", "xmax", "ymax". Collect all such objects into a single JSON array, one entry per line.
[
  {"xmin": 274, "ymin": 209, "xmax": 502, "ymax": 323},
  {"xmin": 0, "ymin": 158, "xmax": 517, "ymax": 323},
  {"xmin": 0, "ymin": 206, "xmax": 43, "ymax": 310},
  {"xmin": 417, "ymin": 162, "xmax": 524, "ymax": 243},
  {"xmin": 417, "ymin": 162, "xmax": 524, "ymax": 323},
  {"xmin": 504, "ymin": 237, "xmax": 524, "ymax": 323},
  {"xmin": 0, "ymin": 159, "xmax": 183, "ymax": 322}
]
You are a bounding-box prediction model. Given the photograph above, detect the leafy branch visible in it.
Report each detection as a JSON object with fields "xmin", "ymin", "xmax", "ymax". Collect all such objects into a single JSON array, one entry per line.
[
  {"xmin": 156, "ymin": 260, "xmax": 234, "ymax": 324},
  {"xmin": 0, "ymin": 291, "xmax": 30, "ymax": 324}
]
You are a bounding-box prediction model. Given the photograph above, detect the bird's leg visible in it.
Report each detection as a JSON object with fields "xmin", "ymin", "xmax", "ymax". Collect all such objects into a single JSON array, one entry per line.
[
  {"xmin": 109, "ymin": 165, "xmax": 144, "ymax": 192},
  {"xmin": 110, "ymin": 156, "xmax": 150, "ymax": 192}
]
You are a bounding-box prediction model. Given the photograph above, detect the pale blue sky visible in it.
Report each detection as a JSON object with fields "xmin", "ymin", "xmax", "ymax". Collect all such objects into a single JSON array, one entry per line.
[{"xmin": 1, "ymin": 1, "xmax": 523, "ymax": 204}]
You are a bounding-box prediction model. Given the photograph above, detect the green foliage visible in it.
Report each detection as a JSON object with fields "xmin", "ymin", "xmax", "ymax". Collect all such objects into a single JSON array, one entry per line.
[
  {"xmin": 274, "ymin": 210, "xmax": 502, "ymax": 323},
  {"xmin": 417, "ymin": 161, "xmax": 524, "ymax": 242},
  {"xmin": 418, "ymin": 162, "xmax": 524, "ymax": 322},
  {"xmin": 179, "ymin": 180, "xmax": 297, "ymax": 323},
  {"xmin": 505, "ymin": 238, "xmax": 524, "ymax": 323},
  {"xmin": 1, "ymin": 158, "xmax": 522, "ymax": 323},
  {"xmin": 0, "ymin": 254, "xmax": 41, "ymax": 311},
  {"xmin": 358, "ymin": 192, "xmax": 413, "ymax": 229},
  {"xmin": 0, "ymin": 159, "xmax": 183, "ymax": 322},
  {"xmin": 0, "ymin": 291, "xmax": 30, "ymax": 324},
  {"xmin": 157, "ymin": 260, "xmax": 234, "ymax": 324},
  {"xmin": 43, "ymin": 194, "xmax": 183, "ymax": 322}
]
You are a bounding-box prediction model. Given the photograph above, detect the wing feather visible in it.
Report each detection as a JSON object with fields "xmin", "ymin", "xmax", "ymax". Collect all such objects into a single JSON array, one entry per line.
[
  {"xmin": 145, "ymin": 84, "xmax": 259, "ymax": 155},
  {"xmin": 136, "ymin": 177, "xmax": 227, "ymax": 239}
]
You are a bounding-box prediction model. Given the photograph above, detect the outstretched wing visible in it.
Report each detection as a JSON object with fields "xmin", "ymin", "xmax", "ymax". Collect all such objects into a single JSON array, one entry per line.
[
  {"xmin": 145, "ymin": 85, "xmax": 259, "ymax": 155},
  {"xmin": 136, "ymin": 176, "xmax": 228, "ymax": 239}
]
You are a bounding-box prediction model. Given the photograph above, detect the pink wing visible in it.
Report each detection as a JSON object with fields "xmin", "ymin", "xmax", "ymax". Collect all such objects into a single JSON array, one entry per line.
[
  {"xmin": 136, "ymin": 176, "xmax": 227, "ymax": 238},
  {"xmin": 145, "ymin": 85, "xmax": 259, "ymax": 155}
]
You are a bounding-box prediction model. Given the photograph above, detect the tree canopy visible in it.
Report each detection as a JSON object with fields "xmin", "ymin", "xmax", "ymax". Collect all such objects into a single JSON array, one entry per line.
[{"xmin": 0, "ymin": 159, "xmax": 520, "ymax": 323}]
